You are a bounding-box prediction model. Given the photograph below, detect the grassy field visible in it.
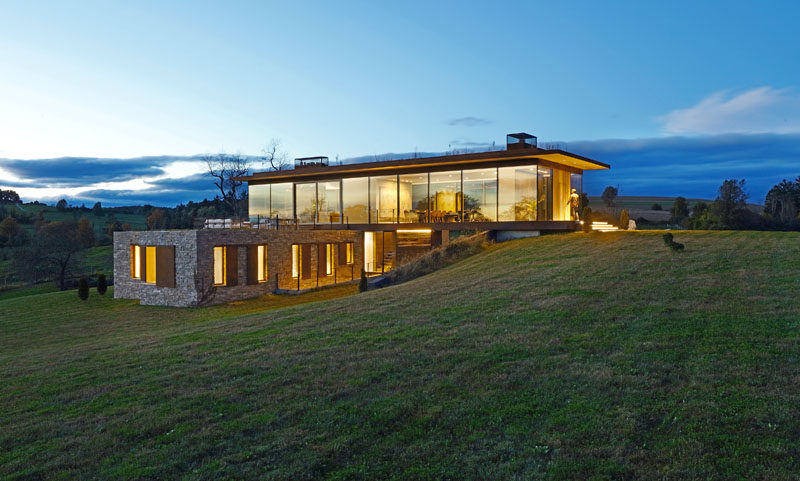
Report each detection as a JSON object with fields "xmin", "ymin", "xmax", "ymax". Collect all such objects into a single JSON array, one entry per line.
[
  {"xmin": 1, "ymin": 231, "xmax": 799, "ymax": 480},
  {"xmin": 0, "ymin": 245, "xmax": 113, "ymax": 290},
  {"xmin": 5, "ymin": 203, "xmax": 148, "ymax": 234}
]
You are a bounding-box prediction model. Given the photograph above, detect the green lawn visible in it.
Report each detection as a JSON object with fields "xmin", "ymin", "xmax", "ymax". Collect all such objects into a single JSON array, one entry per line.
[{"xmin": 1, "ymin": 231, "xmax": 799, "ymax": 480}]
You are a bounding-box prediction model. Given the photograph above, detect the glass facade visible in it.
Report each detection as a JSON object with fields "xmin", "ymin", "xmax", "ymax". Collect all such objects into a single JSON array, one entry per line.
[
  {"xmin": 370, "ymin": 175, "xmax": 398, "ymax": 223},
  {"xmin": 247, "ymin": 162, "xmax": 577, "ymax": 224},
  {"xmin": 463, "ymin": 168, "xmax": 497, "ymax": 221},
  {"xmin": 342, "ymin": 177, "xmax": 369, "ymax": 224},
  {"xmin": 498, "ymin": 165, "xmax": 537, "ymax": 221}
]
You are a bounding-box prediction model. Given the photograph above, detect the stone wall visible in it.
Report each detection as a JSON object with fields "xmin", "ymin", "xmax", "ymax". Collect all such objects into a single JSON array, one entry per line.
[{"xmin": 114, "ymin": 229, "xmax": 362, "ymax": 307}]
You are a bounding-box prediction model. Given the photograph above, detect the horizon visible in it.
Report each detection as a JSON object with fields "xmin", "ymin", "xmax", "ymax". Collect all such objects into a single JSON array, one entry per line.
[{"xmin": 1, "ymin": 1, "xmax": 799, "ymax": 205}]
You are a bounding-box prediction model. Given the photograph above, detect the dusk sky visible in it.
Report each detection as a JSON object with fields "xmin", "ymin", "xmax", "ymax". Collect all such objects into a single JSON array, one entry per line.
[{"xmin": 1, "ymin": 1, "xmax": 799, "ymax": 205}]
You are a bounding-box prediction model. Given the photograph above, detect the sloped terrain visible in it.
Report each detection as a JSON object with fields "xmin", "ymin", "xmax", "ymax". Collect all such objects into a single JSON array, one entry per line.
[{"xmin": 1, "ymin": 231, "xmax": 799, "ymax": 480}]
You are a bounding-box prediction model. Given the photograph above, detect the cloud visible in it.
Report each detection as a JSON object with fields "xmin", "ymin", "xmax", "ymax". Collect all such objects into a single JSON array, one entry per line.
[
  {"xmin": 659, "ymin": 87, "xmax": 800, "ymax": 135},
  {"xmin": 446, "ymin": 116, "xmax": 492, "ymax": 127}
]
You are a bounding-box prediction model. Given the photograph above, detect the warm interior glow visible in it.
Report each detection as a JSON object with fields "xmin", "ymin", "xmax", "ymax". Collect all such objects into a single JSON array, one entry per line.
[
  {"xmin": 364, "ymin": 232, "xmax": 375, "ymax": 272},
  {"xmin": 213, "ymin": 246, "xmax": 226, "ymax": 285},
  {"xmin": 326, "ymin": 243, "xmax": 333, "ymax": 275},
  {"xmin": 131, "ymin": 245, "xmax": 141, "ymax": 279},
  {"xmin": 145, "ymin": 246, "xmax": 156, "ymax": 284},
  {"xmin": 291, "ymin": 244, "xmax": 299, "ymax": 278},
  {"xmin": 257, "ymin": 245, "xmax": 266, "ymax": 282},
  {"xmin": 396, "ymin": 229, "xmax": 433, "ymax": 233},
  {"xmin": 346, "ymin": 243, "xmax": 354, "ymax": 264}
]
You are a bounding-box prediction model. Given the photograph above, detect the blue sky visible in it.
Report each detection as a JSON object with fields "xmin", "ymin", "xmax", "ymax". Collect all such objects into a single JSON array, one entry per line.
[{"xmin": 1, "ymin": 1, "xmax": 799, "ymax": 205}]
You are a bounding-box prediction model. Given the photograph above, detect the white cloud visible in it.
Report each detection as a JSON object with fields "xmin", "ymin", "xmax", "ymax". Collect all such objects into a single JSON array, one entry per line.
[{"xmin": 659, "ymin": 87, "xmax": 800, "ymax": 135}]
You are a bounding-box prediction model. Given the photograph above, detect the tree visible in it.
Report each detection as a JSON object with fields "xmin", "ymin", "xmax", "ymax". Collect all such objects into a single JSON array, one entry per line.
[
  {"xmin": 0, "ymin": 189, "xmax": 22, "ymax": 204},
  {"xmin": 601, "ymin": 186, "xmax": 618, "ymax": 207},
  {"xmin": 670, "ymin": 197, "xmax": 690, "ymax": 223},
  {"xmin": 97, "ymin": 273, "xmax": 108, "ymax": 295},
  {"xmin": 92, "ymin": 201, "xmax": 103, "ymax": 216},
  {"xmin": 27, "ymin": 219, "xmax": 83, "ymax": 290},
  {"xmin": 56, "ymin": 199, "xmax": 68, "ymax": 211},
  {"xmin": 651, "ymin": 203, "xmax": 663, "ymax": 211},
  {"xmin": 764, "ymin": 178, "xmax": 800, "ymax": 225},
  {"xmin": 77, "ymin": 217, "xmax": 95, "ymax": 248},
  {"xmin": 710, "ymin": 179, "xmax": 748, "ymax": 229},
  {"xmin": 619, "ymin": 209, "xmax": 630, "ymax": 230},
  {"xmin": 0, "ymin": 216, "xmax": 21, "ymax": 243},
  {"xmin": 204, "ymin": 152, "xmax": 250, "ymax": 218},
  {"xmin": 261, "ymin": 138, "xmax": 289, "ymax": 171},
  {"xmin": 78, "ymin": 277, "xmax": 89, "ymax": 300},
  {"xmin": 146, "ymin": 208, "xmax": 169, "ymax": 230},
  {"xmin": 359, "ymin": 269, "xmax": 368, "ymax": 292},
  {"xmin": 582, "ymin": 207, "xmax": 593, "ymax": 232}
]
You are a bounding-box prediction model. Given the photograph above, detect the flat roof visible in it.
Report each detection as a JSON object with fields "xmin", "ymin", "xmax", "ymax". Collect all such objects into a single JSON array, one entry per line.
[{"xmin": 237, "ymin": 147, "xmax": 609, "ymax": 183}]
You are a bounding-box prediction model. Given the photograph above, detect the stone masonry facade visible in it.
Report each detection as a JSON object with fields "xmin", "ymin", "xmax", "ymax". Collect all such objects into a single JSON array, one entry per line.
[{"xmin": 114, "ymin": 229, "xmax": 362, "ymax": 307}]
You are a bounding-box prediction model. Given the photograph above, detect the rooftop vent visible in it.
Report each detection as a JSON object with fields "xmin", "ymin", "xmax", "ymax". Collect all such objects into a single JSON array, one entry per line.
[
  {"xmin": 506, "ymin": 132, "xmax": 537, "ymax": 150},
  {"xmin": 294, "ymin": 156, "xmax": 329, "ymax": 169}
]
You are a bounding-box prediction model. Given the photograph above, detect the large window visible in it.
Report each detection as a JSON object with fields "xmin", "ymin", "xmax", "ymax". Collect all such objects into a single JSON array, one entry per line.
[
  {"xmin": 145, "ymin": 246, "xmax": 157, "ymax": 284},
  {"xmin": 370, "ymin": 175, "xmax": 398, "ymax": 223},
  {"xmin": 270, "ymin": 183, "xmax": 293, "ymax": 219},
  {"xmin": 498, "ymin": 165, "xmax": 538, "ymax": 221},
  {"xmin": 248, "ymin": 184, "xmax": 270, "ymax": 220},
  {"xmin": 364, "ymin": 231, "xmax": 394, "ymax": 273},
  {"xmin": 213, "ymin": 246, "xmax": 226, "ymax": 286},
  {"xmin": 256, "ymin": 245, "xmax": 267, "ymax": 282},
  {"xmin": 342, "ymin": 177, "xmax": 369, "ymax": 224},
  {"xmin": 463, "ymin": 168, "xmax": 497, "ymax": 221},
  {"xmin": 321, "ymin": 243, "xmax": 334, "ymax": 276},
  {"xmin": 538, "ymin": 167, "xmax": 553, "ymax": 221},
  {"xmin": 296, "ymin": 183, "xmax": 317, "ymax": 224},
  {"xmin": 429, "ymin": 171, "xmax": 461, "ymax": 222},
  {"xmin": 291, "ymin": 244, "xmax": 299, "ymax": 278},
  {"xmin": 399, "ymin": 173, "xmax": 428, "ymax": 223},
  {"xmin": 317, "ymin": 181, "xmax": 341, "ymax": 224},
  {"xmin": 130, "ymin": 245, "xmax": 141, "ymax": 279}
]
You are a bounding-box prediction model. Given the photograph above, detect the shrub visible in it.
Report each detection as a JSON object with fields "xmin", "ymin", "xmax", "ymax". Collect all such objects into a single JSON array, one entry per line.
[
  {"xmin": 669, "ymin": 241, "xmax": 685, "ymax": 251},
  {"xmin": 97, "ymin": 273, "xmax": 107, "ymax": 295},
  {"xmin": 78, "ymin": 277, "xmax": 89, "ymax": 300},
  {"xmin": 358, "ymin": 269, "xmax": 368, "ymax": 292},
  {"xmin": 582, "ymin": 207, "xmax": 593, "ymax": 233},
  {"xmin": 662, "ymin": 232, "xmax": 674, "ymax": 246},
  {"xmin": 651, "ymin": 203, "xmax": 663, "ymax": 211},
  {"xmin": 619, "ymin": 209, "xmax": 629, "ymax": 230}
]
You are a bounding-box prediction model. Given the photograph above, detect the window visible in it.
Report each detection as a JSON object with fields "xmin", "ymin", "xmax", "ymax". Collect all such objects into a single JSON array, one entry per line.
[
  {"xmin": 296, "ymin": 183, "xmax": 317, "ymax": 224},
  {"xmin": 399, "ymin": 173, "xmax": 428, "ymax": 223},
  {"xmin": 463, "ymin": 168, "xmax": 498, "ymax": 221},
  {"xmin": 291, "ymin": 244, "xmax": 299, "ymax": 278},
  {"xmin": 257, "ymin": 245, "xmax": 267, "ymax": 282},
  {"xmin": 342, "ymin": 177, "xmax": 369, "ymax": 223},
  {"xmin": 429, "ymin": 171, "xmax": 461, "ymax": 221},
  {"xmin": 498, "ymin": 165, "xmax": 537, "ymax": 221},
  {"xmin": 346, "ymin": 242, "xmax": 354, "ymax": 264},
  {"xmin": 325, "ymin": 243, "xmax": 333, "ymax": 276},
  {"xmin": 317, "ymin": 181, "xmax": 341, "ymax": 223},
  {"xmin": 370, "ymin": 175, "xmax": 398, "ymax": 223},
  {"xmin": 130, "ymin": 245, "xmax": 141, "ymax": 279},
  {"xmin": 248, "ymin": 184, "xmax": 270, "ymax": 221},
  {"xmin": 214, "ymin": 246, "xmax": 226, "ymax": 286},
  {"xmin": 145, "ymin": 246, "xmax": 157, "ymax": 284},
  {"xmin": 270, "ymin": 183, "xmax": 293, "ymax": 219}
]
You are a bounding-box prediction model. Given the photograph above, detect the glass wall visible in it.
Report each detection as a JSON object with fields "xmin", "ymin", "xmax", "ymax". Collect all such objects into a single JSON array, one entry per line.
[
  {"xmin": 498, "ymin": 165, "xmax": 537, "ymax": 221},
  {"xmin": 399, "ymin": 173, "xmax": 428, "ymax": 223},
  {"xmin": 317, "ymin": 181, "xmax": 341, "ymax": 224},
  {"xmin": 370, "ymin": 175, "xmax": 398, "ymax": 223},
  {"xmin": 248, "ymin": 184, "xmax": 270, "ymax": 220},
  {"xmin": 364, "ymin": 231, "xmax": 394, "ymax": 273},
  {"xmin": 538, "ymin": 167, "xmax": 553, "ymax": 221},
  {"xmin": 429, "ymin": 171, "xmax": 461, "ymax": 222},
  {"xmin": 342, "ymin": 177, "xmax": 369, "ymax": 223},
  {"xmin": 270, "ymin": 183, "xmax": 293, "ymax": 219},
  {"xmin": 295, "ymin": 183, "xmax": 317, "ymax": 224},
  {"xmin": 463, "ymin": 168, "xmax": 497, "ymax": 221}
]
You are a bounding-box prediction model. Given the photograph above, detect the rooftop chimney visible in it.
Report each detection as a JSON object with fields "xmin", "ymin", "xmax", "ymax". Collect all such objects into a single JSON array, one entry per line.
[{"xmin": 506, "ymin": 132, "xmax": 537, "ymax": 151}]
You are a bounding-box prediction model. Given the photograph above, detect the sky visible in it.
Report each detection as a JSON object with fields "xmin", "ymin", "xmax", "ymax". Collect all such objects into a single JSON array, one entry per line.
[{"xmin": 1, "ymin": 0, "xmax": 799, "ymax": 205}]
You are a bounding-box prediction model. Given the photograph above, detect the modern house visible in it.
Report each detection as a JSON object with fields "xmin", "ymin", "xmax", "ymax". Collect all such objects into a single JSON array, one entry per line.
[{"xmin": 114, "ymin": 132, "xmax": 609, "ymax": 306}]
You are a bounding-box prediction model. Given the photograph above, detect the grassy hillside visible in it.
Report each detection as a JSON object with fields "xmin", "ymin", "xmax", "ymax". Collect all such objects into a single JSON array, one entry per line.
[{"xmin": 1, "ymin": 231, "xmax": 799, "ymax": 480}]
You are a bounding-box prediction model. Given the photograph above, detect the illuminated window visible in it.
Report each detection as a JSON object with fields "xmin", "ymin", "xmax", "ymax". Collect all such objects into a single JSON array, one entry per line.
[
  {"xmin": 213, "ymin": 246, "xmax": 226, "ymax": 286},
  {"xmin": 131, "ymin": 245, "xmax": 141, "ymax": 279},
  {"xmin": 291, "ymin": 244, "xmax": 299, "ymax": 278},
  {"xmin": 145, "ymin": 246, "xmax": 156, "ymax": 284},
  {"xmin": 325, "ymin": 243, "xmax": 333, "ymax": 276},
  {"xmin": 346, "ymin": 242, "xmax": 354, "ymax": 264},
  {"xmin": 257, "ymin": 245, "xmax": 267, "ymax": 282}
]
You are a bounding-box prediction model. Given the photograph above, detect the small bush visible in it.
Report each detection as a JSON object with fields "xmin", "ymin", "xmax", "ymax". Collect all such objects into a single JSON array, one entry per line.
[
  {"xmin": 619, "ymin": 209, "xmax": 629, "ymax": 230},
  {"xmin": 669, "ymin": 241, "xmax": 685, "ymax": 251},
  {"xmin": 582, "ymin": 207, "xmax": 593, "ymax": 233},
  {"xmin": 97, "ymin": 273, "xmax": 107, "ymax": 295},
  {"xmin": 662, "ymin": 232, "xmax": 674, "ymax": 246},
  {"xmin": 358, "ymin": 269, "xmax": 368, "ymax": 292},
  {"xmin": 652, "ymin": 203, "xmax": 663, "ymax": 211},
  {"xmin": 78, "ymin": 277, "xmax": 89, "ymax": 301}
]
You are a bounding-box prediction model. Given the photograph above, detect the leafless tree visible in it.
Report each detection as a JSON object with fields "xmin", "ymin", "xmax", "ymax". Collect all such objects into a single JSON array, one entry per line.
[
  {"xmin": 261, "ymin": 138, "xmax": 289, "ymax": 171},
  {"xmin": 204, "ymin": 152, "xmax": 250, "ymax": 218}
]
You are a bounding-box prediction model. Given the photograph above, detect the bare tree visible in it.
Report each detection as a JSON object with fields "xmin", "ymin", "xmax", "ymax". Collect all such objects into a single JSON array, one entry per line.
[
  {"xmin": 204, "ymin": 152, "xmax": 250, "ymax": 218},
  {"xmin": 261, "ymin": 138, "xmax": 289, "ymax": 171}
]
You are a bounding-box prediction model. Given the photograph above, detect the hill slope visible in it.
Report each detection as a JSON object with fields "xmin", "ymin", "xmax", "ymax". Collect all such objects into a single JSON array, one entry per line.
[{"xmin": 1, "ymin": 231, "xmax": 799, "ymax": 480}]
